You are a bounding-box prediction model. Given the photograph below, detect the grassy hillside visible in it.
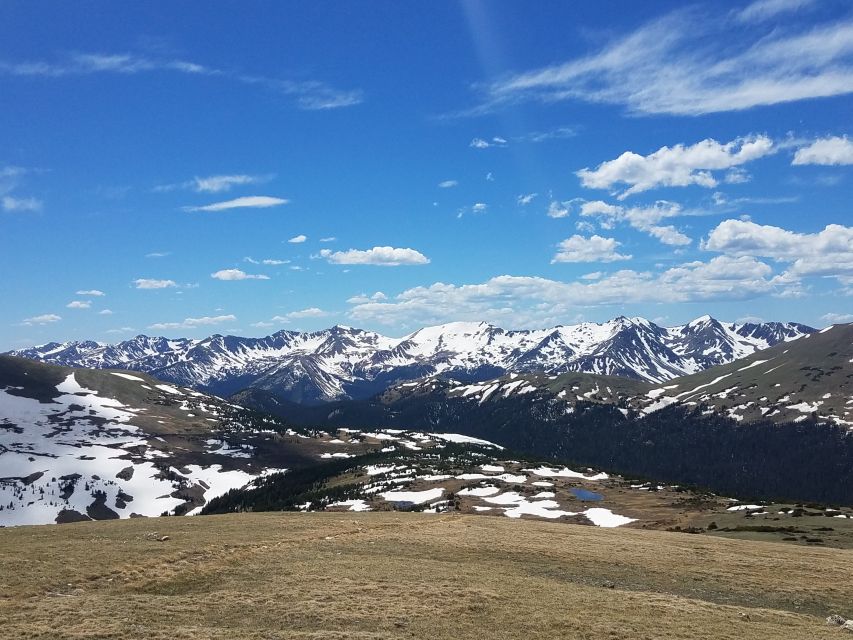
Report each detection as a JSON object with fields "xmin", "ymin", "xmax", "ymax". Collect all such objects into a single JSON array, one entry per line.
[{"xmin": 1, "ymin": 512, "xmax": 850, "ymax": 639}]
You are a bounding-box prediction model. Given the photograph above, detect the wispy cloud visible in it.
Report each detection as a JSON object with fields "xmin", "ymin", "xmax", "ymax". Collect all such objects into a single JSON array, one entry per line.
[
  {"xmin": 211, "ymin": 269, "xmax": 270, "ymax": 281},
  {"xmin": 21, "ymin": 313, "xmax": 61, "ymax": 325},
  {"xmin": 438, "ymin": 180, "xmax": 458, "ymax": 188},
  {"xmin": 145, "ymin": 251, "xmax": 170, "ymax": 258},
  {"xmin": 133, "ymin": 278, "xmax": 177, "ymax": 289},
  {"xmin": 470, "ymin": 7, "xmax": 853, "ymax": 116},
  {"xmin": 517, "ymin": 193, "xmax": 538, "ymax": 206},
  {"xmin": 1, "ymin": 52, "xmax": 363, "ymax": 111},
  {"xmin": 288, "ymin": 234, "xmax": 307, "ymax": 243},
  {"xmin": 733, "ymin": 0, "xmax": 816, "ymax": 24},
  {"xmin": 319, "ymin": 246, "xmax": 430, "ymax": 266},
  {"xmin": 155, "ymin": 173, "xmax": 271, "ymax": 194},
  {"xmin": 470, "ymin": 136, "xmax": 507, "ymax": 149},
  {"xmin": 148, "ymin": 314, "xmax": 236, "ymax": 331},
  {"xmin": 272, "ymin": 307, "xmax": 331, "ymax": 321},
  {"xmin": 2, "ymin": 195, "xmax": 42, "ymax": 212},
  {"xmin": 184, "ymin": 195, "xmax": 288, "ymax": 212},
  {"xmin": 76, "ymin": 289, "xmax": 105, "ymax": 296}
]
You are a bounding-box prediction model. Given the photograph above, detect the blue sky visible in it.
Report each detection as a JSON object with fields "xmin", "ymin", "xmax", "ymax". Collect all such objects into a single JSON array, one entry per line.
[{"xmin": 1, "ymin": 0, "xmax": 852, "ymax": 348}]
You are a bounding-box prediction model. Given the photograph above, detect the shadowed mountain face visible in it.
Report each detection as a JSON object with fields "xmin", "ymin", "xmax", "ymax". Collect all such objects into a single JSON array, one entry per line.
[{"xmin": 6, "ymin": 317, "xmax": 813, "ymax": 405}]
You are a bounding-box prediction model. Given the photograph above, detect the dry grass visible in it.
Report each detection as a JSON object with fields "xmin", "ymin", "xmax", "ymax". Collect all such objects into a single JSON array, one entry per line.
[{"xmin": 1, "ymin": 512, "xmax": 850, "ymax": 639}]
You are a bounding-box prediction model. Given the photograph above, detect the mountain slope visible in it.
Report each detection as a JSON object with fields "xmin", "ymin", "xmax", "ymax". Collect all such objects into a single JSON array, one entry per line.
[
  {"xmin": 0, "ymin": 355, "xmax": 309, "ymax": 525},
  {"xmin": 7, "ymin": 316, "xmax": 813, "ymax": 404}
]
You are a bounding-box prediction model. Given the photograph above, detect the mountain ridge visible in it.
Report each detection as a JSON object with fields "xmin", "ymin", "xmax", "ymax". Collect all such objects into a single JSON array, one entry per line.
[{"xmin": 7, "ymin": 316, "xmax": 814, "ymax": 404}]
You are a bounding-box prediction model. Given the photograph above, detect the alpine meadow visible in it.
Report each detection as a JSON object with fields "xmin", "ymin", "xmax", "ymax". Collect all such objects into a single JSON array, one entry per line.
[{"xmin": 1, "ymin": 2, "xmax": 853, "ymax": 639}]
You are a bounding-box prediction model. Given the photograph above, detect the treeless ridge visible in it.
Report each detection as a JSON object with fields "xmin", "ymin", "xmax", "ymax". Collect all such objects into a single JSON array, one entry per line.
[{"xmin": 1, "ymin": 512, "xmax": 850, "ymax": 639}]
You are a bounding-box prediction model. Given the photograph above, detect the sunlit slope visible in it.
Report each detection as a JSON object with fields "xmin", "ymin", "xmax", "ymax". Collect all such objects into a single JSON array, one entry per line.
[
  {"xmin": 0, "ymin": 512, "xmax": 850, "ymax": 639},
  {"xmin": 642, "ymin": 323, "xmax": 853, "ymax": 424}
]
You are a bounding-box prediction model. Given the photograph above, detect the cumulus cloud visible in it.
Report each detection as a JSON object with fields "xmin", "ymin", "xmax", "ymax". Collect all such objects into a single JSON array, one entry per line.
[
  {"xmin": 22, "ymin": 313, "xmax": 61, "ymax": 325},
  {"xmin": 76, "ymin": 289, "xmax": 105, "ymax": 296},
  {"xmin": 438, "ymin": 180, "xmax": 458, "ymax": 188},
  {"xmin": 792, "ymin": 135, "xmax": 853, "ymax": 166},
  {"xmin": 702, "ymin": 219, "xmax": 853, "ymax": 279},
  {"xmin": 346, "ymin": 291, "xmax": 388, "ymax": 304},
  {"xmin": 319, "ymin": 246, "xmax": 430, "ymax": 266},
  {"xmin": 98, "ymin": 309, "xmax": 114, "ymax": 315},
  {"xmin": 184, "ymin": 195, "xmax": 288, "ymax": 212},
  {"xmin": 288, "ymin": 234, "xmax": 307, "ymax": 243},
  {"xmin": 577, "ymin": 135, "xmax": 774, "ymax": 198},
  {"xmin": 133, "ymin": 278, "xmax": 177, "ymax": 289},
  {"xmin": 552, "ymin": 235, "xmax": 632, "ymax": 263},
  {"xmin": 148, "ymin": 315, "xmax": 237, "ymax": 331},
  {"xmin": 347, "ymin": 256, "xmax": 778, "ymax": 327},
  {"xmin": 546, "ymin": 201, "xmax": 570, "ymax": 218},
  {"xmin": 471, "ymin": 7, "xmax": 853, "ymax": 116},
  {"xmin": 211, "ymin": 269, "xmax": 270, "ymax": 281},
  {"xmin": 579, "ymin": 200, "xmax": 692, "ymax": 246},
  {"xmin": 66, "ymin": 300, "xmax": 91, "ymax": 309}
]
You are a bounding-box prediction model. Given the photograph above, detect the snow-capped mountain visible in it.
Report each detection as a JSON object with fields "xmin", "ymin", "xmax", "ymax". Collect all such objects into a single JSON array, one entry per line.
[{"xmin": 7, "ymin": 316, "xmax": 813, "ymax": 404}]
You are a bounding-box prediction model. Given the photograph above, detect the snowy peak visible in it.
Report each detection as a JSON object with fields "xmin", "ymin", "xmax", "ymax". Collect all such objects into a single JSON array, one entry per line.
[{"xmin": 8, "ymin": 316, "xmax": 814, "ymax": 404}]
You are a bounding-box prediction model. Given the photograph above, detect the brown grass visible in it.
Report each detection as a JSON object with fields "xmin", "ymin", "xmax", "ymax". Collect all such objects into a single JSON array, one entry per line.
[{"xmin": 1, "ymin": 512, "xmax": 850, "ymax": 639}]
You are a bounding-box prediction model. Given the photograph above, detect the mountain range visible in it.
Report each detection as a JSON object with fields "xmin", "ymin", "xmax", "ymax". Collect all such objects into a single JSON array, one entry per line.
[{"xmin": 7, "ymin": 316, "xmax": 814, "ymax": 405}]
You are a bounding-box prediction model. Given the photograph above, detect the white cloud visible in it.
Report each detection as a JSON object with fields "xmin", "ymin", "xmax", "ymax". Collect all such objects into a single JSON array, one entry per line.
[
  {"xmin": 319, "ymin": 246, "xmax": 430, "ymax": 266},
  {"xmin": 76, "ymin": 289, "xmax": 105, "ymax": 296},
  {"xmin": 211, "ymin": 269, "xmax": 270, "ymax": 281},
  {"xmin": 734, "ymin": 0, "xmax": 815, "ymax": 23},
  {"xmin": 2, "ymin": 195, "xmax": 42, "ymax": 212},
  {"xmin": 552, "ymin": 235, "xmax": 632, "ymax": 263},
  {"xmin": 288, "ymin": 234, "xmax": 307, "ymax": 243},
  {"xmin": 822, "ymin": 312, "xmax": 853, "ymax": 324},
  {"xmin": 702, "ymin": 219, "xmax": 853, "ymax": 279},
  {"xmin": 133, "ymin": 278, "xmax": 177, "ymax": 289},
  {"xmin": 184, "ymin": 195, "xmax": 288, "ymax": 212},
  {"xmin": 470, "ymin": 137, "xmax": 507, "ymax": 149},
  {"xmin": 438, "ymin": 180, "xmax": 458, "ymax": 188},
  {"xmin": 474, "ymin": 8, "xmax": 853, "ymax": 116},
  {"xmin": 98, "ymin": 309, "xmax": 114, "ymax": 315},
  {"xmin": 66, "ymin": 300, "xmax": 91, "ymax": 309},
  {"xmin": 580, "ymin": 200, "xmax": 692, "ymax": 246},
  {"xmin": 0, "ymin": 53, "xmax": 363, "ymax": 111},
  {"xmin": 273, "ymin": 307, "xmax": 330, "ymax": 320},
  {"xmin": 21, "ymin": 313, "xmax": 61, "ymax": 325},
  {"xmin": 251, "ymin": 321, "xmax": 275, "ymax": 328},
  {"xmin": 472, "ymin": 203, "xmax": 488, "ymax": 214},
  {"xmin": 148, "ymin": 314, "xmax": 237, "ymax": 331},
  {"xmin": 347, "ymin": 256, "xmax": 778, "ymax": 327},
  {"xmin": 145, "ymin": 251, "xmax": 170, "ymax": 258},
  {"xmin": 546, "ymin": 201, "xmax": 570, "ymax": 218},
  {"xmin": 346, "ymin": 291, "xmax": 388, "ymax": 304},
  {"xmin": 577, "ymin": 135, "xmax": 774, "ymax": 198},
  {"xmin": 517, "ymin": 193, "xmax": 537, "ymax": 206},
  {"xmin": 792, "ymin": 135, "xmax": 853, "ymax": 166},
  {"xmin": 106, "ymin": 326, "xmax": 135, "ymax": 334},
  {"xmin": 193, "ymin": 174, "xmax": 264, "ymax": 193},
  {"xmin": 485, "ymin": 172, "xmax": 494, "ymax": 182},
  {"xmin": 263, "ymin": 259, "xmax": 289, "ymax": 265},
  {"xmin": 319, "ymin": 236, "xmax": 336, "ymax": 243}
]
